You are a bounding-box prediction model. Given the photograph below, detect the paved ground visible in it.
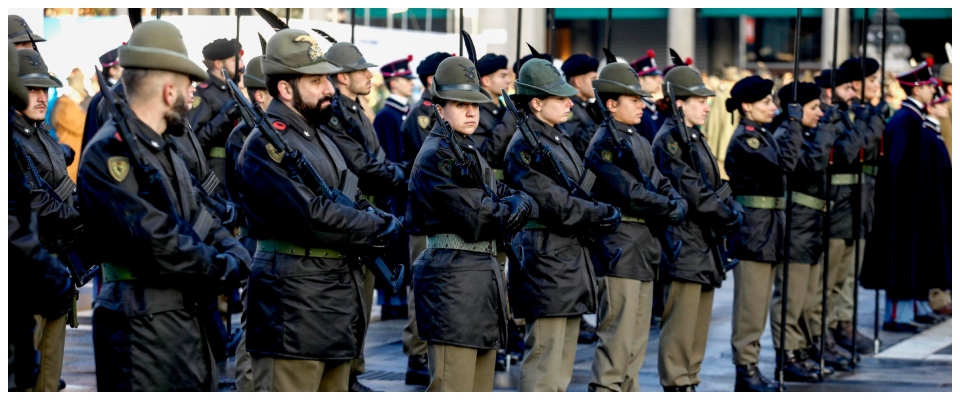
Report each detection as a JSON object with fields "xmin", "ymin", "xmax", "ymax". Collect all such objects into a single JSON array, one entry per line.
[{"xmin": 62, "ymin": 277, "xmax": 952, "ymax": 392}]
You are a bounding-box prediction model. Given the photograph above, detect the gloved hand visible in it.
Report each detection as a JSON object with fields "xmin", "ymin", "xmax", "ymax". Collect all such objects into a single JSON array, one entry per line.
[
  {"xmin": 391, "ymin": 165, "xmax": 406, "ymax": 185},
  {"xmin": 591, "ymin": 206, "xmax": 621, "ymax": 236},
  {"xmin": 667, "ymin": 199, "xmax": 687, "ymax": 225},
  {"xmin": 371, "ymin": 215, "xmax": 402, "ymax": 251},
  {"xmin": 60, "ymin": 144, "xmax": 76, "ymax": 167},
  {"xmin": 872, "ymin": 100, "xmax": 889, "ymax": 118},
  {"xmin": 854, "ymin": 103, "xmax": 872, "ymax": 121},
  {"xmin": 221, "ymin": 100, "xmax": 241, "ymax": 121},
  {"xmin": 214, "ymin": 253, "xmax": 241, "ymax": 289},
  {"xmin": 825, "ymin": 104, "xmax": 841, "ymax": 123},
  {"xmin": 786, "ymin": 103, "xmax": 803, "ymax": 122},
  {"xmin": 722, "ymin": 209, "xmax": 744, "ymax": 233},
  {"xmin": 220, "ymin": 201, "xmax": 238, "ymax": 227},
  {"xmin": 502, "ymin": 192, "xmax": 534, "ymax": 233}
]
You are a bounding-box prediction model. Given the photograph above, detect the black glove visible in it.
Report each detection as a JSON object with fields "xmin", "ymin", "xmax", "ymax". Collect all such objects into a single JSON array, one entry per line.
[
  {"xmin": 391, "ymin": 165, "xmax": 406, "ymax": 185},
  {"xmin": 872, "ymin": 100, "xmax": 889, "ymax": 118},
  {"xmin": 371, "ymin": 215, "xmax": 402, "ymax": 251},
  {"xmin": 722, "ymin": 209, "xmax": 744, "ymax": 233},
  {"xmin": 786, "ymin": 103, "xmax": 803, "ymax": 122},
  {"xmin": 60, "ymin": 144, "xmax": 76, "ymax": 166},
  {"xmin": 667, "ymin": 199, "xmax": 686, "ymax": 225},
  {"xmin": 220, "ymin": 100, "xmax": 241, "ymax": 121},
  {"xmin": 214, "ymin": 253, "xmax": 241, "ymax": 290},
  {"xmin": 502, "ymin": 192, "xmax": 534, "ymax": 233},
  {"xmin": 854, "ymin": 103, "xmax": 872, "ymax": 121},
  {"xmin": 591, "ymin": 206, "xmax": 621, "ymax": 236},
  {"xmin": 220, "ymin": 201, "xmax": 238, "ymax": 227},
  {"xmin": 825, "ymin": 104, "xmax": 841, "ymax": 123}
]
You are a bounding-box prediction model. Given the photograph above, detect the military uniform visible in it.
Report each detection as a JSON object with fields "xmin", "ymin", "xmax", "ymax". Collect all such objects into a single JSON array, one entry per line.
[
  {"xmin": 582, "ymin": 61, "xmax": 685, "ymax": 392},
  {"xmin": 9, "ymin": 49, "xmax": 77, "ymax": 392},
  {"xmin": 186, "ymin": 38, "xmax": 244, "ymax": 198},
  {"xmin": 78, "ymin": 20, "xmax": 250, "ymax": 392},
  {"xmin": 559, "ymin": 54, "xmax": 600, "ymax": 159},
  {"xmin": 237, "ymin": 29, "xmax": 398, "ymax": 392},
  {"xmin": 409, "ymin": 56, "xmax": 538, "ymax": 391},
  {"xmin": 651, "ymin": 67, "xmax": 742, "ymax": 391},
  {"xmin": 82, "ymin": 47, "xmax": 120, "ymax": 152},
  {"xmin": 502, "ymin": 59, "xmax": 617, "ymax": 391},
  {"xmin": 474, "ymin": 53, "xmax": 516, "ymax": 173}
]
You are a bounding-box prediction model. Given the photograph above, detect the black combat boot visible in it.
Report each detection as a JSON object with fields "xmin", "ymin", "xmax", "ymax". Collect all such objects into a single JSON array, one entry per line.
[
  {"xmin": 348, "ymin": 374, "xmax": 378, "ymax": 392},
  {"xmin": 735, "ymin": 363, "xmax": 779, "ymax": 392},
  {"xmin": 405, "ymin": 354, "xmax": 430, "ymax": 386},
  {"xmin": 833, "ymin": 321, "xmax": 873, "ymax": 354},
  {"xmin": 798, "ymin": 348, "xmax": 832, "ymax": 376},
  {"xmin": 775, "ymin": 349, "xmax": 820, "ymax": 382},
  {"xmin": 811, "ymin": 335, "xmax": 852, "ymax": 372}
]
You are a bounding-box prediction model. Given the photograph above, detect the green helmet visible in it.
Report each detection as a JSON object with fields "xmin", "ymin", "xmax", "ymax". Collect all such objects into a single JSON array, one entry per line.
[
  {"xmin": 261, "ymin": 29, "xmax": 342, "ymax": 76},
  {"xmin": 662, "ymin": 66, "xmax": 714, "ymax": 98},
  {"xmin": 17, "ymin": 49, "xmax": 61, "ymax": 88},
  {"xmin": 515, "ymin": 58, "xmax": 577, "ymax": 97},
  {"xmin": 326, "ymin": 42, "xmax": 377, "ymax": 73},
  {"xmin": 8, "ymin": 15, "xmax": 46, "ymax": 44},
  {"xmin": 119, "ymin": 20, "xmax": 208, "ymax": 82},
  {"xmin": 593, "ymin": 62, "xmax": 651, "ymax": 98},
  {"xmin": 429, "ymin": 56, "xmax": 493, "ymax": 104},
  {"xmin": 243, "ymin": 56, "xmax": 266, "ymax": 89},
  {"xmin": 9, "ymin": 42, "xmax": 28, "ymax": 109}
]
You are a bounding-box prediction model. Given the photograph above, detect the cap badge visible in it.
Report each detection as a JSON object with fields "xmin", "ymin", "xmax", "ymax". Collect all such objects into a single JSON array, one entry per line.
[{"xmin": 294, "ymin": 35, "xmax": 323, "ymax": 63}]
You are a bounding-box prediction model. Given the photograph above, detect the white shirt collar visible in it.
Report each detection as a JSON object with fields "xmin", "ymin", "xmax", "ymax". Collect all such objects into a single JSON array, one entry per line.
[{"xmin": 389, "ymin": 94, "xmax": 409, "ymax": 106}]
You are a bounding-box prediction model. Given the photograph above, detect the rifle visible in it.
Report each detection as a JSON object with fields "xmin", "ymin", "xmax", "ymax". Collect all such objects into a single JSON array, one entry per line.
[
  {"xmin": 220, "ymin": 69, "xmax": 406, "ymax": 294},
  {"xmin": 665, "ymin": 82, "xmax": 735, "ymax": 278},
  {"xmin": 501, "ymin": 88, "xmax": 623, "ymax": 270},
  {"xmin": 820, "ymin": 7, "xmax": 841, "ymax": 382},
  {"xmin": 592, "ymin": 87, "xmax": 681, "ymax": 263}
]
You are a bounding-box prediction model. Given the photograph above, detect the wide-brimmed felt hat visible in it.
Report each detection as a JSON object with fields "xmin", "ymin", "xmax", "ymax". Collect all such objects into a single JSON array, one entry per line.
[
  {"xmin": 243, "ymin": 56, "xmax": 266, "ymax": 89},
  {"xmin": 8, "ymin": 15, "xmax": 46, "ymax": 44},
  {"xmin": 9, "ymin": 42, "xmax": 28, "ymax": 108},
  {"xmin": 516, "ymin": 58, "xmax": 577, "ymax": 97},
  {"xmin": 261, "ymin": 29, "xmax": 342, "ymax": 76},
  {"xmin": 17, "ymin": 49, "xmax": 61, "ymax": 88},
  {"xmin": 429, "ymin": 56, "xmax": 493, "ymax": 103},
  {"xmin": 118, "ymin": 20, "xmax": 208, "ymax": 82},
  {"xmin": 593, "ymin": 62, "xmax": 651, "ymax": 98},
  {"xmin": 663, "ymin": 66, "xmax": 714, "ymax": 98},
  {"xmin": 326, "ymin": 42, "xmax": 377, "ymax": 73}
]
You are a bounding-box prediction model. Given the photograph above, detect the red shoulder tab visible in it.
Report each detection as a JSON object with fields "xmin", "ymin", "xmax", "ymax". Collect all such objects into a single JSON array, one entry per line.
[
  {"xmin": 423, "ymin": 100, "xmax": 432, "ymax": 107},
  {"xmin": 113, "ymin": 132, "xmax": 122, "ymax": 142},
  {"xmin": 745, "ymin": 125, "xmax": 755, "ymax": 131},
  {"xmin": 272, "ymin": 121, "xmax": 287, "ymax": 131},
  {"xmin": 199, "ymin": 83, "xmax": 209, "ymax": 89}
]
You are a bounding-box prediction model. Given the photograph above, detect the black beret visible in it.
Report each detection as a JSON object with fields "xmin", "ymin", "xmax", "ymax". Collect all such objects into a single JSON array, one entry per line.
[
  {"xmin": 814, "ymin": 68, "xmax": 855, "ymax": 88},
  {"xmin": 561, "ymin": 54, "xmax": 599, "ymax": 78},
  {"xmin": 840, "ymin": 57, "xmax": 880, "ymax": 81},
  {"xmin": 514, "ymin": 53, "xmax": 552, "ymax": 75},
  {"xmin": 476, "ymin": 53, "xmax": 508, "ymax": 77},
  {"xmin": 777, "ymin": 82, "xmax": 821, "ymax": 107},
  {"xmin": 726, "ymin": 75, "xmax": 774, "ymax": 112},
  {"xmin": 202, "ymin": 38, "xmax": 242, "ymax": 61},
  {"xmin": 99, "ymin": 47, "xmax": 119, "ymax": 68},
  {"xmin": 417, "ymin": 52, "xmax": 452, "ymax": 77}
]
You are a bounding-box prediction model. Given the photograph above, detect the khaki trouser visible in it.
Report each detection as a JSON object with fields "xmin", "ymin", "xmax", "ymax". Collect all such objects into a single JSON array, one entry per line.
[
  {"xmin": 350, "ymin": 266, "xmax": 376, "ymax": 376},
  {"xmin": 27, "ymin": 313, "xmax": 66, "ymax": 392},
  {"xmin": 235, "ymin": 330, "xmax": 253, "ymax": 392},
  {"xmin": 807, "ymin": 239, "xmax": 850, "ymax": 334},
  {"xmin": 426, "ymin": 343, "xmax": 496, "ymax": 392},
  {"xmin": 589, "ymin": 277, "xmax": 653, "ymax": 392},
  {"xmin": 519, "ymin": 316, "xmax": 579, "ymax": 392},
  {"xmin": 658, "ymin": 281, "xmax": 714, "ymax": 387},
  {"xmin": 403, "ymin": 235, "xmax": 428, "ymax": 357},
  {"xmin": 252, "ymin": 356, "xmax": 350, "ymax": 391},
  {"xmin": 798, "ymin": 262, "xmax": 824, "ymax": 348},
  {"xmin": 834, "ymin": 239, "xmax": 865, "ymax": 324},
  {"xmin": 770, "ymin": 263, "xmax": 818, "ymax": 350},
  {"xmin": 731, "ymin": 260, "xmax": 776, "ymax": 365}
]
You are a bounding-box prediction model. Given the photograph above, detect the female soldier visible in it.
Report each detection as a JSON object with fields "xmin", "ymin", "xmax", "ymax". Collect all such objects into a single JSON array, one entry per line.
[
  {"xmin": 651, "ymin": 66, "xmax": 744, "ymax": 392},
  {"xmin": 723, "ymin": 76, "xmax": 804, "ymax": 390},
  {"xmin": 768, "ymin": 82, "xmax": 841, "ymax": 381},
  {"xmin": 502, "ymin": 58, "xmax": 620, "ymax": 392},
  {"xmin": 582, "ymin": 60, "xmax": 686, "ymax": 392},
  {"xmin": 408, "ymin": 56, "xmax": 538, "ymax": 392}
]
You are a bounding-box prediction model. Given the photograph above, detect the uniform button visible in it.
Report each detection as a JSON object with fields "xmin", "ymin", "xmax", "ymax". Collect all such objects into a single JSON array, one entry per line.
[
  {"xmin": 554, "ymin": 136, "xmax": 559, "ymax": 141},
  {"xmin": 151, "ymin": 140, "xmax": 159, "ymax": 147},
  {"xmin": 304, "ymin": 131, "xmax": 310, "ymax": 137},
  {"xmin": 627, "ymin": 129, "xmax": 633, "ymax": 133},
  {"xmin": 351, "ymin": 105, "xmax": 357, "ymax": 111},
  {"xmin": 24, "ymin": 128, "xmax": 29, "ymax": 132},
  {"xmin": 493, "ymin": 110, "xmax": 498, "ymax": 115}
]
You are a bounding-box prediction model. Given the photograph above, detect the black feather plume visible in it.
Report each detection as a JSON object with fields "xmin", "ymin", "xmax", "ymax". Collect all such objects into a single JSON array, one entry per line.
[
  {"xmin": 527, "ymin": 43, "xmax": 542, "ymax": 58},
  {"xmin": 669, "ymin": 48, "xmax": 685, "ymax": 66},
  {"xmin": 255, "ymin": 8, "xmax": 289, "ymax": 31},
  {"xmin": 312, "ymin": 29, "xmax": 338, "ymax": 44},
  {"xmin": 258, "ymin": 33, "xmax": 267, "ymax": 54},
  {"xmin": 460, "ymin": 30, "xmax": 477, "ymax": 65},
  {"xmin": 128, "ymin": 8, "xmax": 142, "ymax": 29},
  {"xmin": 602, "ymin": 48, "xmax": 617, "ymax": 64}
]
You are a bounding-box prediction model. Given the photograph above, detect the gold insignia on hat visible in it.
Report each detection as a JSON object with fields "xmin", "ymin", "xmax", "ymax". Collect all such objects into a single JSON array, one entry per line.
[
  {"xmin": 746, "ymin": 137, "xmax": 760, "ymax": 150},
  {"xmin": 265, "ymin": 143, "xmax": 284, "ymax": 163},
  {"xmin": 520, "ymin": 151, "xmax": 532, "ymax": 165},
  {"xmin": 418, "ymin": 115, "xmax": 430, "ymax": 130},
  {"xmin": 438, "ymin": 159, "xmax": 453, "ymax": 177},
  {"xmin": 192, "ymin": 96, "xmax": 201, "ymax": 109},
  {"xmin": 667, "ymin": 141, "xmax": 679, "ymax": 155},
  {"xmin": 602, "ymin": 150, "xmax": 613, "ymax": 162},
  {"xmin": 107, "ymin": 156, "xmax": 130, "ymax": 182},
  {"xmin": 294, "ymin": 35, "xmax": 323, "ymax": 63}
]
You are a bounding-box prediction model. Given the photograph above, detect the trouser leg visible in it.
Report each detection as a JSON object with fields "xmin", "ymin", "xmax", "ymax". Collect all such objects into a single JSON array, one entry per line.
[
  {"xmin": 836, "ymin": 239, "xmax": 865, "ymax": 323},
  {"xmin": 770, "ymin": 263, "xmax": 813, "ymax": 350},
  {"xmin": 403, "ymin": 236, "xmax": 428, "ymax": 357},
  {"xmin": 519, "ymin": 316, "xmax": 580, "ymax": 392},
  {"xmin": 30, "ymin": 313, "xmax": 66, "ymax": 392},
  {"xmin": 731, "ymin": 260, "xmax": 777, "ymax": 365},
  {"xmin": 427, "ymin": 343, "xmax": 494, "ymax": 392},
  {"xmin": 827, "ymin": 238, "xmax": 855, "ymax": 329},
  {"xmin": 350, "ymin": 267, "xmax": 376, "ymax": 376},
  {"xmin": 588, "ymin": 276, "xmax": 642, "ymax": 392}
]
